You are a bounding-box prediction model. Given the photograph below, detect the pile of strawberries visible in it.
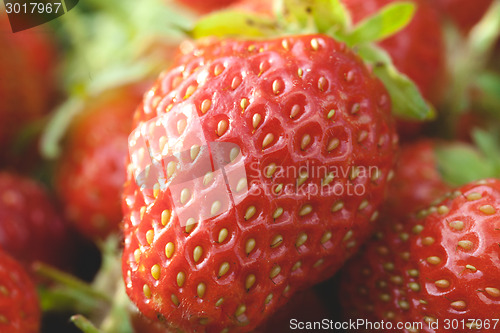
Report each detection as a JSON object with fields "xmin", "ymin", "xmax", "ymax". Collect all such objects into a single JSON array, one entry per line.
[{"xmin": 1, "ymin": 0, "xmax": 500, "ymax": 332}]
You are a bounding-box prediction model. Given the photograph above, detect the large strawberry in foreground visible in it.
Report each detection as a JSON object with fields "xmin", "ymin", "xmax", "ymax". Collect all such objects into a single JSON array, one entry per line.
[
  {"xmin": 340, "ymin": 178, "xmax": 500, "ymax": 332},
  {"xmin": 122, "ymin": 33, "xmax": 398, "ymax": 332},
  {"xmin": 0, "ymin": 248, "xmax": 40, "ymax": 333}
]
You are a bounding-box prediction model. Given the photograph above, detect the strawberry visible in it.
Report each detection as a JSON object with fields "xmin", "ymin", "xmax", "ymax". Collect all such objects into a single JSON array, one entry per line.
[
  {"xmin": 228, "ymin": 0, "xmax": 445, "ymax": 140},
  {"xmin": 55, "ymin": 84, "xmax": 147, "ymax": 240},
  {"xmin": 0, "ymin": 14, "xmax": 56, "ymax": 160},
  {"xmin": 341, "ymin": 178, "xmax": 500, "ymax": 332},
  {"xmin": 253, "ymin": 289, "xmax": 331, "ymax": 333},
  {"xmin": 131, "ymin": 288, "xmax": 329, "ymax": 333},
  {"xmin": 385, "ymin": 140, "xmax": 452, "ymax": 220},
  {"xmin": 122, "ymin": 34, "xmax": 397, "ymax": 332},
  {"xmin": 176, "ymin": 0, "xmax": 238, "ymax": 13},
  {"xmin": 0, "ymin": 248, "xmax": 41, "ymax": 333},
  {"xmin": 434, "ymin": 0, "xmax": 493, "ymax": 33},
  {"xmin": 0, "ymin": 172, "xmax": 75, "ymax": 272}
]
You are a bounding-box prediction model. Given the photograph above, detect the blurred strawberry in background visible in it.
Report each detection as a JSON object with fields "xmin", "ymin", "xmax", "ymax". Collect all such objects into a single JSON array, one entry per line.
[
  {"xmin": 174, "ymin": 0, "xmax": 238, "ymax": 13},
  {"xmin": 55, "ymin": 83, "xmax": 148, "ymax": 240},
  {"xmin": 40, "ymin": 0, "xmax": 185, "ymax": 242},
  {"xmin": 0, "ymin": 172, "xmax": 75, "ymax": 273},
  {"xmin": 341, "ymin": 0, "xmax": 446, "ymax": 139},
  {"xmin": 434, "ymin": 0, "xmax": 493, "ymax": 33},
  {"xmin": 0, "ymin": 248, "xmax": 41, "ymax": 332},
  {"xmin": 0, "ymin": 14, "xmax": 58, "ymax": 168}
]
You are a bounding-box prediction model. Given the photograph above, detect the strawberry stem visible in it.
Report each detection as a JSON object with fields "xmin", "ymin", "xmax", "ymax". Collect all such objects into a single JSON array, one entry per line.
[
  {"xmin": 33, "ymin": 262, "xmax": 111, "ymax": 304},
  {"xmin": 71, "ymin": 315, "xmax": 104, "ymax": 333}
]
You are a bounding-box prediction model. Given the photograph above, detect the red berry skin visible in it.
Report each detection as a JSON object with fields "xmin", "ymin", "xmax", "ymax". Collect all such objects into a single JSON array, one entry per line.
[
  {"xmin": 341, "ymin": 179, "xmax": 500, "ymax": 332},
  {"xmin": 342, "ymin": 0, "xmax": 446, "ymax": 105},
  {"xmin": 0, "ymin": 248, "xmax": 41, "ymax": 333},
  {"xmin": 56, "ymin": 84, "xmax": 147, "ymax": 240},
  {"xmin": 0, "ymin": 172, "xmax": 74, "ymax": 271},
  {"xmin": 122, "ymin": 34, "xmax": 397, "ymax": 332},
  {"xmin": 0, "ymin": 15, "xmax": 56, "ymax": 154},
  {"xmin": 253, "ymin": 289, "xmax": 331, "ymax": 332},
  {"xmin": 176, "ymin": 0, "xmax": 237, "ymax": 13},
  {"xmin": 385, "ymin": 140, "xmax": 452, "ymax": 220},
  {"xmin": 131, "ymin": 289, "xmax": 329, "ymax": 333},
  {"xmin": 434, "ymin": 0, "xmax": 493, "ymax": 33}
]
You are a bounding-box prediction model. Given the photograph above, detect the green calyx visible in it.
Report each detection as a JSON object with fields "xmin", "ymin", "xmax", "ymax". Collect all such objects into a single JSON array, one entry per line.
[
  {"xmin": 191, "ymin": 0, "xmax": 433, "ymax": 121},
  {"xmin": 435, "ymin": 129, "xmax": 500, "ymax": 187}
]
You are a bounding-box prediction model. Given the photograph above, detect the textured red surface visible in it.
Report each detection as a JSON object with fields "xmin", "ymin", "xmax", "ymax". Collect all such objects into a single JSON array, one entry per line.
[
  {"xmin": 122, "ymin": 35, "xmax": 397, "ymax": 332},
  {"xmin": 341, "ymin": 179, "xmax": 500, "ymax": 332},
  {"xmin": 0, "ymin": 248, "xmax": 40, "ymax": 333}
]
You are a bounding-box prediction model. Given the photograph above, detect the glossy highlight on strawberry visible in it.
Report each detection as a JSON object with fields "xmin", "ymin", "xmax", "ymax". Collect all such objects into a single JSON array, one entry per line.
[{"xmin": 122, "ymin": 34, "xmax": 397, "ymax": 332}]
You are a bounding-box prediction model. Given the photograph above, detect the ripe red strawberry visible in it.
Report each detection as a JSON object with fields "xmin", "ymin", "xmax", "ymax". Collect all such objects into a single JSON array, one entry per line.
[
  {"xmin": 232, "ymin": 0, "xmax": 445, "ymax": 138},
  {"xmin": 131, "ymin": 288, "xmax": 329, "ymax": 333},
  {"xmin": 56, "ymin": 84, "xmax": 147, "ymax": 240},
  {"xmin": 122, "ymin": 34, "xmax": 397, "ymax": 332},
  {"xmin": 0, "ymin": 14, "xmax": 56, "ymax": 158},
  {"xmin": 0, "ymin": 172, "xmax": 74, "ymax": 271},
  {"xmin": 341, "ymin": 0, "xmax": 446, "ymax": 105},
  {"xmin": 385, "ymin": 140, "xmax": 452, "ymax": 220},
  {"xmin": 434, "ymin": 0, "xmax": 493, "ymax": 33},
  {"xmin": 341, "ymin": 178, "xmax": 500, "ymax": 332},
  {"xmin": 176, "ymin": 0, "xmax": 238, "ymax": 13},
  {"xmin": 253, "ymin": 289, "xmax": 331, "ymax": 332},
  {"xmin": 0, "ymin": 248, "xmax": 41, "ymax": 333}
]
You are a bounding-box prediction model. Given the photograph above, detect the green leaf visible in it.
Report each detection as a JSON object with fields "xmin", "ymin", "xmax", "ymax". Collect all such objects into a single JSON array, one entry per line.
[
  {"xmin": 191, "ymin": 10, "xmax": 278, "ymax": 38},
  {"xmin": 38, "ymin": 286, "xmax": 103, "ymax": 313},
  {"xmin": 474, "ymin": 71, "xmax": 500, "ymax": 113},
  {"xmin": 346, "ymin": 2, "xmax": 415, "ymax": 45},
  {"xmin": 71, "ymin": 315, "xmax": 103, "ymax": 333},
  {"xmin": 435, "ymin": 143, "xmax": 497, "ymax": 187},
  {"xmin": 467, "ymin": 0, "xmax": 500, "ymax": 60},
  {"xmin": 328, "ymin": 0, "xmax": 351, "ymax": 30},
  {"xmin": 472, "ymin": 129, "xmax": 500, "ymax": 172},
  {"xmin": 357, "ymin": 44, "xmax": 434, "ymax": 120},
  {"xmin": 40, "ymin": 98, "xmax": 85, "ymax": 159},
  {"xmin": 33, "ymin": 262, "xmax": 111, "ymax": 304}
]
